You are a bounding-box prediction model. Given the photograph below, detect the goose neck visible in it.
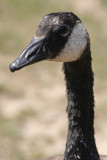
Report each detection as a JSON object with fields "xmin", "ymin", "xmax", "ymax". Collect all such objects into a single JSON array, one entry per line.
[{"xmin": 63, "ymin": 45, "xmax": 100, "ymax": 160}]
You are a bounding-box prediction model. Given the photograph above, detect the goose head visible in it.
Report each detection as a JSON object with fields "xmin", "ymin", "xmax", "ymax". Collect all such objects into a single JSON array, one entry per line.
[{"xmin": 9, "ymin": 12, "xmax": 89, "ymax": 72}]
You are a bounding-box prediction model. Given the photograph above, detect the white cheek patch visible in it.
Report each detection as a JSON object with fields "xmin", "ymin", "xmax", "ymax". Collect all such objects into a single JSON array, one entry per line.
[{"xmin": 51, "ymin": 23, "xmax": 88, "ymax": 62}]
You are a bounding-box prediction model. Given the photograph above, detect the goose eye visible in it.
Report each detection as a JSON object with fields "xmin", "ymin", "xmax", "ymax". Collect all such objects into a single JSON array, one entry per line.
[{"xmin": 58, "ymin": 25, "xmax": 69, "ymax": 35}]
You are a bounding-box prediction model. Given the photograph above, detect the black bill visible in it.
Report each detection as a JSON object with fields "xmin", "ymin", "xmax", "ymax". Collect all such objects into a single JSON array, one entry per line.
[{"xmin": 9, "ymin": 37, "xmax": 48, "ymax": 72}]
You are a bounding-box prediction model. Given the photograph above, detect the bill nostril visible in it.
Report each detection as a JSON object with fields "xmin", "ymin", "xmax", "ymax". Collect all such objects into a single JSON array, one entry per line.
[
  {"xmin": 27, "ymin": 52, "xmax": 35, "ymax": 61},
  {"xmin": 26, "ymin": 49, "xmax": 38, "ymax": 61}
]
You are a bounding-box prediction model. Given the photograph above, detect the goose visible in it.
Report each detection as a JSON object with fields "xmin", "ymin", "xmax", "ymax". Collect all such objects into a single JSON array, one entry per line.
[{"xmin": 9, "ymin": 12, "xmax": 107, "ymax": 160}]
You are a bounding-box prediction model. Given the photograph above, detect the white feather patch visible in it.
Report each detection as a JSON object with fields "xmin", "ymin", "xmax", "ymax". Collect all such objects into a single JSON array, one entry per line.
[
  {"xmin": 51, "ymin": 23, "xmax": 88, "ymax": 62},
  {"xmin": 52, "ymin": 17, "xmax": 59, "ymax": 25}
]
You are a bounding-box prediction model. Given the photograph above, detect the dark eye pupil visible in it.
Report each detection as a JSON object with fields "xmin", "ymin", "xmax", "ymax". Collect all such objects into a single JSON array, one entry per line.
[{"xmin": 59, "ymin": 25, "xmax": 68, "ymax": 34}]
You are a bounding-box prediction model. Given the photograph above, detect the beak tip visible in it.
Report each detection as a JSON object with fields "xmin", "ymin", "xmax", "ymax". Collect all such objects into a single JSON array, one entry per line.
[{"xmin": 9, "ymin": 62, "xmax": 17, "ymax": 72}]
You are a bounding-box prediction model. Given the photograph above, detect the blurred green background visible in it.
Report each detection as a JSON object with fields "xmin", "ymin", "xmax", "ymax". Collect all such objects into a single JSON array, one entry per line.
[{"xmin": 0, "ymin": 0, "xmax": 107, "ymax": 160}]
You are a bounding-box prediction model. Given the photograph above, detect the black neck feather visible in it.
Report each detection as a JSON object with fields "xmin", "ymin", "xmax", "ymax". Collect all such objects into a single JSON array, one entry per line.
[{"xmin": 63, "ymin": 43, "xmax": 100, "ymax": 160}]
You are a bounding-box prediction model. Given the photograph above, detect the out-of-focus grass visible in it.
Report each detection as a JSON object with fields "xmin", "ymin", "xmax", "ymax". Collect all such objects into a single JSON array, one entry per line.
[
  {"xmin": 0, "ymin": 111, "xmax": 23, "ymax": 160},
  {"xmin": 0, "ymin": 0, "xmax": 107, "ymax": 160},
  {"xmin": 0, "ymin": 83, "xmax": 9, "ymax": 94},
  {"xmin": 102, "ymin": 0, "xmax": 107, "ymax": 6},
  {"xmin": 15, "ymin": 107, "xmax": 37, "ymax": 122}
]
